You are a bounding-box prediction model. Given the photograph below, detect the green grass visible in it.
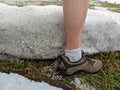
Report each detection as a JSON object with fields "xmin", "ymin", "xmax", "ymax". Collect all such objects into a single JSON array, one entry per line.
[
  {"xmin": 40, "ymin": 1, "xmax": 62, "ymax": 6},
  {"xmin": 89, "ymin": 3, "xmax": 95, "ymax": 9},
  {"xmin": 100, "ymin": 2, "xmax": 120, "ymax": 8},
  {"xmin": 100, "ymin": 2, "xmax": 120, "ymax": 13},
  {"xmin": 6, "ymin": 1, "xmax": 62, "ymax": 7},
  {"xmin": 0, "ymin": 51, "xmax": 120, "ymax": 90}
]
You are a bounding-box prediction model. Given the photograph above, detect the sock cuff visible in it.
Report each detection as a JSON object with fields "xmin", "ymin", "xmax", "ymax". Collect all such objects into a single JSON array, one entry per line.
[
  {"xmin": 65, "ymin": 47, "xmax": 82, "ymax": 62},
  {"xmin": 65, "ymin": 47, "xmax": 81, "ymax": 52}
]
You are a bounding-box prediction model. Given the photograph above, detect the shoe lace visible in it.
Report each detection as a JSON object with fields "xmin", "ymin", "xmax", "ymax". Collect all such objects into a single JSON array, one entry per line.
[
  {"xmin": 82, "ymin": 51, "xmax": 95, "ymax": 65},
  {"xmin": 87, "ymin": 58, "xmax": 95, "ymax": 65}
]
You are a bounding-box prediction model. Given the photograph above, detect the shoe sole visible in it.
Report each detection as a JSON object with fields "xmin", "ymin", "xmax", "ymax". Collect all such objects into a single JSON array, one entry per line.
[{"xmin": 57, "ymin": 64, "xmax": 104, "ymax": 76}]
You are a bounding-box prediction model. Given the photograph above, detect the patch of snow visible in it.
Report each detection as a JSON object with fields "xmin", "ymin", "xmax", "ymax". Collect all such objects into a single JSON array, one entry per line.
[
  {"xmin": 0, "ymin": 72, "xmax": 62, "ymax": 90},
  {"xmin": 94, "ymin": 6, "xmax": 108, "ymax": 11},
  {"xmin": 98, "ymin": 0, "xmax": 120, "ymax": 4},
  {"xmin": 73, "ymin": 78, "xmax": 96, "ymax": 90}
]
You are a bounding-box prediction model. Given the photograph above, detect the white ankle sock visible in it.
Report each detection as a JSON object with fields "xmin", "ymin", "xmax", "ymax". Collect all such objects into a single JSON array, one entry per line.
[{"xmin": 65, "ymin": 47, "xmax": 82, "ymax": 62}]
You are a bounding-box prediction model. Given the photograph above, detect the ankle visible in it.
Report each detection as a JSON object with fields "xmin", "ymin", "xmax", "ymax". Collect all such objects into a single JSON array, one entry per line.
[{"xmin": 65, "ymin": 47, "xmax": 82, "ymax": 62}]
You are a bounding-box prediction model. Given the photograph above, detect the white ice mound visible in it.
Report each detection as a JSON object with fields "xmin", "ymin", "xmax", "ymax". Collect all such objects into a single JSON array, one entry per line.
[{"xmin": 0, "ymin": 3, "xmax": 120, "ymax": 59}]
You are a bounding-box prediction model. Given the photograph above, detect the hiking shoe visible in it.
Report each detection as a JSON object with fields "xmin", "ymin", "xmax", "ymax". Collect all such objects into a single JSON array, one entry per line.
[{"xmin": 54, "ymin": 52, "xmax": 103, "ymax": 75}]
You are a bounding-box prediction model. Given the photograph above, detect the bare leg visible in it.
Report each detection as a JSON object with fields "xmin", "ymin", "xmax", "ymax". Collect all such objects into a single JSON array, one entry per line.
[
  {"xmin": 56, "ymin": 0, "xmax": 103, "ymax": 75},
  {"xmin": 62, "ymin": 0, "xmax": 89, "ymax": 62},
  {"xmin": 62, "ymin": 0, "xmax": 89, "ymax": 50}
]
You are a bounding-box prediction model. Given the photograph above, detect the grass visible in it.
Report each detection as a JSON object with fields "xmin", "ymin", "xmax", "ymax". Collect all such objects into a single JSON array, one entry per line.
[
  {"xmin": 15, "ymin": 1, "xmax": 24, "ymax": 7},
  {"xmin": 40, "ymin": 1, "xmax": 62, "ymax": 6},
  {"xmin": 0, "ymin": 51, "xmax": 120, "ymax": 90},
  {"xmin": 3, "ymin": 1, "xmax": 63, "ymax": 7},
  {"xmin": 89, "ymin": 3, "xmax": 95, "ymax": 9},
  {"xmin": 99, "ymin": 2, "xmax": 120, "ymax": 13},
  {"xmin": 100, "ymin": 2, "xmax": 120, "ymax": 8}
]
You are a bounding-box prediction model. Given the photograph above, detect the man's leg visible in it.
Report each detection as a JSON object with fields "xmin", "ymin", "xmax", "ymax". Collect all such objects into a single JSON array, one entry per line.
[
  {"xmin": 55, "ymin": 0, "xmax": 103, "ymax": 75},
  {"xmin": 62, "ymin": 0, "xmax": 89, "ymax": 50},
  {"xmin": 62, "ymin": 0, "xmax": 89, "ymax": 62}
]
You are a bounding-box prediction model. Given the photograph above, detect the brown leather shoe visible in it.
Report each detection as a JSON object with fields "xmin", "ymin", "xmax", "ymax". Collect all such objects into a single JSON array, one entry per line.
[{"xmin": 55, "ymin": 52, "xmax": 103, "ymax": 75}]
